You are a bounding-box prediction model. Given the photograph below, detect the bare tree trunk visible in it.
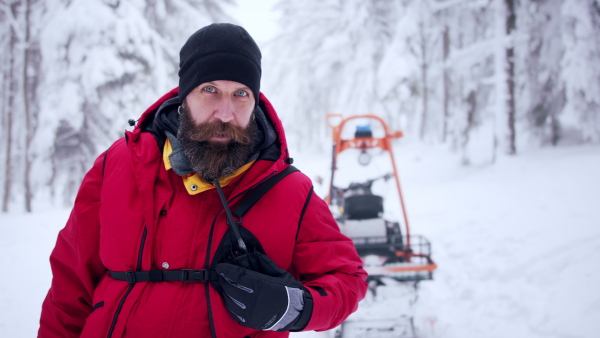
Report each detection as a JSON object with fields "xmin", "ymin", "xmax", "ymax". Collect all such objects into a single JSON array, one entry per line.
[
  {"xmin": 505, "ymin": 0, "xmax": 517, "ymax": 155},
  {"xmin": 2, "ymin": 1, "xmax": 18, "ymax": 212},
  {"xmin": 23, "ymin": 0, "xmax": 32, "ymax": 212},
  {"xmin": 419, "ymin": 21, "xmax": 429, "ymax": 141},
  {"xmin": 442, "ymin": 25, "xmax": 450, "ymax": 143},
  {"xmin": 0, "ymin": 5, "xmax": 7, "ymax": 209}
]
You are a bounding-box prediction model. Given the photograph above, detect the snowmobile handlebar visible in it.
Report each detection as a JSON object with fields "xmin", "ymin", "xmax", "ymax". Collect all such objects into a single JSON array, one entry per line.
[{"xmin": 334, "ymin": 173, "xmax": 393, "ymax": 193}]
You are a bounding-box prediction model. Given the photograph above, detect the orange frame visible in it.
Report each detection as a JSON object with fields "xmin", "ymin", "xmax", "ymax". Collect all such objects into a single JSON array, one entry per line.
[{"xmin": 326, "ymin": 113, "xmax": 415, "ymax": 259}]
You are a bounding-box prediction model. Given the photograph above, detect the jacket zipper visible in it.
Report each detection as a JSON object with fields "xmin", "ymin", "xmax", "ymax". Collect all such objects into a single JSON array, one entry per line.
[
  {"xmin": 205, "ymin": 212, "xmax": 221, "ymax": 338},
  {"xmin": 107, "ymin": 226, "xmax": 148, "ymax": 338},
  {"xmin": 204, "ymin": 170, "xmax": 279, "ymax": 338}
]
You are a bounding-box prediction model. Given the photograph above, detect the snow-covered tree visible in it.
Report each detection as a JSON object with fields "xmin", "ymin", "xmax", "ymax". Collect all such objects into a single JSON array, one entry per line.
[
  {"xmin": 3, "ymin": 0, "xmax": 600, "ymax": 211},
  {"xmin": 407, "ymin": 0, "xmax": 441, "ymax": 142},
  {"xmin": 266, "ymin": 0, "xmax": 502, "ymax": 159},
  {"xmin": 559, "ymin": 0, "xmax": 600, "ymax": 143},
  {"xmin": 0, "ymin": 0, "xmax": 45, "ymax": 212},
  {"xmin": 517, "ymin": 0, "xmax": 565, "ymax": 148},
  {"xmin": 265, "ymin": 0, "xmax": 403, "ymax": 151},
  {"xmin": 1, "ymin": 0, "xmax": 236, "ymax": 211},
  {"xmin": 436, "ymin": 0, "xmax": 498, "ymax": 164},
  {"xmin": 267, "ymin": 0, "xmax": 600, "ymax": 164},
  {"xmin": 34, "ymin": 0, "xmax": 236, "ymax": 207}
]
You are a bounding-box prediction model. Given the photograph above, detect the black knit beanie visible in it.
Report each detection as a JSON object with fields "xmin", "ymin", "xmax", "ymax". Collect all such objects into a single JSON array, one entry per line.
[{"xmin": 178, "ymin": 23, "xmax": 262, "ymax": 105}]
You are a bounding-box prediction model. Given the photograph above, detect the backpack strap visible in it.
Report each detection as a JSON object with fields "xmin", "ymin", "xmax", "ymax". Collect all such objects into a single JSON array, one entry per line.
[
  {"xmin": 109, "ymin": 269, "xmax": 217, "ymax": 284},
  {"xmin": 101, "ymin": 145, "xmax": 112, "ymax": 180},
  {"xmin": 232, "ymin": 165, "xmax": 299, "ymax": 220},
  {"xmin": 109, "ymin": 165, "xmax": 300, "ymax": 284}
]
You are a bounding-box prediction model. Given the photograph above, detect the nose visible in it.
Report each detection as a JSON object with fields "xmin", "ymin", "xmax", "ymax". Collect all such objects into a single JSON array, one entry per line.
[{"xmin": 213, "ymin": 97, "xmax": 235, "ymax": 123}]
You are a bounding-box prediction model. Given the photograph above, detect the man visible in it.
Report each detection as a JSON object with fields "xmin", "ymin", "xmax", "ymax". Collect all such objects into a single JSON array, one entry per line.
[{"xmin": 38, "ymin": 23, "xmax": 367, "ymax": 338}]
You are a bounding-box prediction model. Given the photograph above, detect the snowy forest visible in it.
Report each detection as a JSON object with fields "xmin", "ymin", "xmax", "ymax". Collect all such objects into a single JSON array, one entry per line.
[{"xmin": 2, "ymin": 0, "xmax": 600, "ymax": 212}]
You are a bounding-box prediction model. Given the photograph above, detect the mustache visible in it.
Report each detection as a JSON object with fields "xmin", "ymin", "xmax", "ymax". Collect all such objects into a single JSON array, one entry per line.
[{"xmin": 178, "ymin": 104, "xmax": 253, "ymax": 145}]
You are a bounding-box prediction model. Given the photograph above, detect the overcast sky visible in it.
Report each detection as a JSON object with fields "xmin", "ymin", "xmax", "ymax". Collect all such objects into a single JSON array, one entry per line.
[{"xmin": 230, "ymin": 0, "xmax": 281, "ymax": 45}]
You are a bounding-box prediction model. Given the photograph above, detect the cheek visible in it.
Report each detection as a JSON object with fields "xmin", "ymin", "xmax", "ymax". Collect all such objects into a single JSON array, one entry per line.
[
  {"xmin": 185, "ymin": 93, "xmax": 213, "ymax": 122},
  {"xmin": 188, "ymin": 103, "xmax": 212, "ymax": 124},
  {"xmin": 235, "ymin": 103, "xmax": 255, "ymax": 127}
]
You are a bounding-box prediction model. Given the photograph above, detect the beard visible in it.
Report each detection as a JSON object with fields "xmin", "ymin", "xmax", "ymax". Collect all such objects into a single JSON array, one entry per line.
[{"xmin": 177, "ymin": 104, "xmax": 256, "ymax": 182}]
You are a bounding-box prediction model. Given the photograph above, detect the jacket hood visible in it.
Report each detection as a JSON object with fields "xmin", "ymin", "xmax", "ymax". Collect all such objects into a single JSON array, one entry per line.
[{"xmin": 130, "ymin": 88, "xmax": 292, "ymax": 186}]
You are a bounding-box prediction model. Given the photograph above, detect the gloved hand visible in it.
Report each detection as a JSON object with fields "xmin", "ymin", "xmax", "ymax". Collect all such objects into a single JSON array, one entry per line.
[{"xmin": 216, "ymin": 252, "xmax": 311, "ymax": 332}]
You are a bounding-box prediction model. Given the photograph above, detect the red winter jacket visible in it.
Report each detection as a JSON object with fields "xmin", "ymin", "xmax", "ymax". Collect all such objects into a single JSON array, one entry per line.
[{"xmin": 38, "ymin": 89, "xmax": 368, "ymax": 338}]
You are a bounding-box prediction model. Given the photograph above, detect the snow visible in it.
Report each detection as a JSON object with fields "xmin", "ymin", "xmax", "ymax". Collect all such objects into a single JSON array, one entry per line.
[
  {"xmin": 0, "ymin": 209, "xmax": 68, "ymax": 335},
  {"xmin": 296, "ymin": 142, "xmax": 600, "ymax": 338},
  {"xmin": 404, "ymin": 144, "xmax": 600, "ymax": 338},
  {"xmin": 1, "ymin": 142, "xmax": 598, "ymax": 337}
]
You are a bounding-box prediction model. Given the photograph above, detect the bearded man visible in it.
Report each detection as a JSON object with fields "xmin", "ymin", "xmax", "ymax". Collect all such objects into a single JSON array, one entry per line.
[{"xmin": 38, "ymin": 23, "xmax": 367, "ymax": 338}]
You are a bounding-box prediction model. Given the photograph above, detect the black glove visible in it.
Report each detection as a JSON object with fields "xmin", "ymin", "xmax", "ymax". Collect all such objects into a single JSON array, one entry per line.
[{"xmin": 216, "ymin": 252, "xmax": 312, "ymax": 331}]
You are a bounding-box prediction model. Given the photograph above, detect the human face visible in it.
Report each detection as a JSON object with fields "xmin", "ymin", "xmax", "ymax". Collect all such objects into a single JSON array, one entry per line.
[
  {"xmin": 183, "ymin": 80, "xmax": 255, "ymax": 142},
  {"xmin": 177, "ymin": 104, "xmax": 256, "ymax": 181}
]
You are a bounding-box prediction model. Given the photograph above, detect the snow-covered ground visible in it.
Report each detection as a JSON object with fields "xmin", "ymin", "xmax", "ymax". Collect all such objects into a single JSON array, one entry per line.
[{"xmin": 1, "ymin": 143, "xmax": 599, "ymax": 338}]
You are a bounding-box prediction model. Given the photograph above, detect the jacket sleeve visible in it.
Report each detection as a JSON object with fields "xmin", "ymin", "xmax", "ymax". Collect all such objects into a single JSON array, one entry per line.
[
  {"xmin": 38, "ymin": 152, "xmax": 107, "ymax": 337},
  {"xmin": 292, "ymin": 189, "xmax": 368, "ymax": 331}
]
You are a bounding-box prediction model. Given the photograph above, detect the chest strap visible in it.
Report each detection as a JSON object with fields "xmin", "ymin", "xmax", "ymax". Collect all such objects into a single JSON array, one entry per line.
[
  {"xmin": 109, "ymin": 166, "xmax": 300, "ymax": 285},
  {"xmin": 109, "ymin": 269, "xmax": 216, "ymax": 284}
]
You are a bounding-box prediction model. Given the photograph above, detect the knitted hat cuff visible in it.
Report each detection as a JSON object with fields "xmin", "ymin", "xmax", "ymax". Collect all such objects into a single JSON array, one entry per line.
[{"xmin": 179, "ymin": 52, "xmax": 261, "ymax": 103}]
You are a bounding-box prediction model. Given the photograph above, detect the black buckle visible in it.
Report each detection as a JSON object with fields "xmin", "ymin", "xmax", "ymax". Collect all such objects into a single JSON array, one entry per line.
[
  {"xmin": 226, "ymin": 216, "xmax": 243, "ymax": 227},
  {"xmin": 180, "ymin": 269, "xmax": 208, "ymax": 282},
  {"xmin": 125, "ymin": 271, "xmax": 136, "ymax": 284},
  {"xmin": 196, "ymin": 270, "xmax": 209, "ymax": 282},
  {"xmin": 180, "ymin": 269, "xmax": 193, "ymax": 282}
]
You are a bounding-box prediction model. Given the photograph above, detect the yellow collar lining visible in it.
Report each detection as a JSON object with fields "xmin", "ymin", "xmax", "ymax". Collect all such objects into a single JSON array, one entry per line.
[{"xmin": 163, "ymin": 138, "xmax": 255, "ymax": 195}]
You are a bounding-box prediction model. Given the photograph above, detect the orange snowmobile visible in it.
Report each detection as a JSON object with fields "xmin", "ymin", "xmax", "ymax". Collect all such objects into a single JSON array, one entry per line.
[{"xmin": 326, "ymin": 114, "xmax": 437, "ymax": 283}]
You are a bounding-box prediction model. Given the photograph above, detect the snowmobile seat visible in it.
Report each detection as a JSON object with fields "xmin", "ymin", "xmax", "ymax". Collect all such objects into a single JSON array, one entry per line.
[
  {"xmin": 344, "ymin": 195, "xmax": 383, "ymax": 220},
  {"xmin": 342, "ymin": 218, "xmax": 387, "ymax": 238}
]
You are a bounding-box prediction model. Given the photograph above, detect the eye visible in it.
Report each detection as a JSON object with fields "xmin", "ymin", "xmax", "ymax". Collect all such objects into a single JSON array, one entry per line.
[
  {"xmin": 203, "ymin": 86, "xmax": 216, "ymax": 93},
  {"xmin": 235, "ymin": 90, "xmax": 248, "ymax": 97}
]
